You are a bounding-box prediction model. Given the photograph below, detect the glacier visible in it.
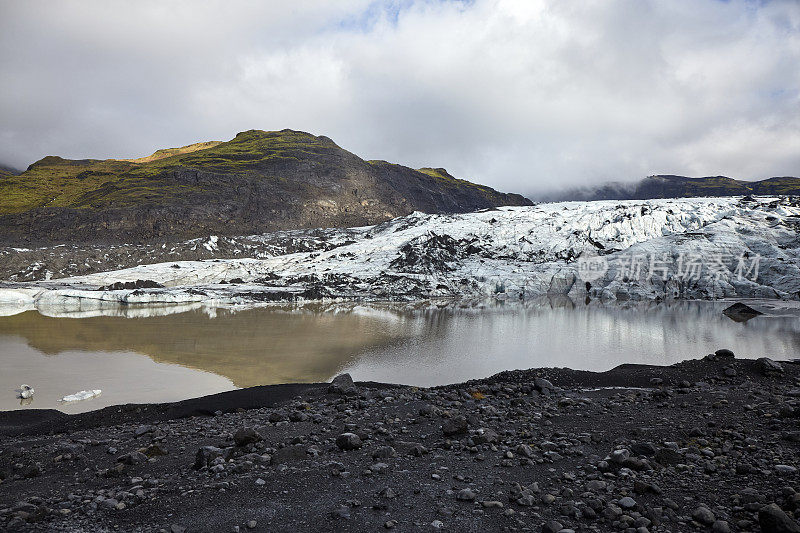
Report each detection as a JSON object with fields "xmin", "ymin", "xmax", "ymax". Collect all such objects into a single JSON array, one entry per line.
[{"xmin": 1, "ymin": 196, "xmax": 798, "ymax": 314}]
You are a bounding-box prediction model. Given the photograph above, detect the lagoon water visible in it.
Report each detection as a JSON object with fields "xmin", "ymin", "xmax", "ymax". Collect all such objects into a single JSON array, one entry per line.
[{"xmin": 1, "ymin": 299, "xmax": 798, "ymax": 413}]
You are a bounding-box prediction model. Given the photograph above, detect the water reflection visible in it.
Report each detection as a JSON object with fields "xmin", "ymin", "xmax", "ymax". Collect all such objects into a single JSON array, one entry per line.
[
  {"xmin": 0, "ymin": 298, "xmax": 798, "ymax": 412},
  {"xmin": 342, "ymin": 299, "xmax": 800, "ymax": 386},
  {"xmin": 0, "ymin": 305, "xmax": 412, "ymax": 389},
  {"xmin": 0, "ymin": 337, "xmax": 233, "ymax": 414}
]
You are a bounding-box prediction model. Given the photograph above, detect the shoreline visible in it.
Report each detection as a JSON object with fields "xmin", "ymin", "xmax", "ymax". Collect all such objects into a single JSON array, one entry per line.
[
  {"xmin": 2, "ymin": 354, "xmax": 799, "ymax": 531},
  {"xmin": 3, "ymin": 350, "xmax": 799, "ymax": 430}
]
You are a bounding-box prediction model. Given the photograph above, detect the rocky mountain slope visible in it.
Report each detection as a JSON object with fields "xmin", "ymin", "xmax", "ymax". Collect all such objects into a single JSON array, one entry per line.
[
  {"xmin": 0, "ymin": 130, "xmax": 531, "ymax": 245},
  {"xmin": 539, "ymin": 175, "xmax": 800, "ymax": 202},
  {"xmin": 1, "ymin": 196, "xmax": 799, "ymax": 312}
]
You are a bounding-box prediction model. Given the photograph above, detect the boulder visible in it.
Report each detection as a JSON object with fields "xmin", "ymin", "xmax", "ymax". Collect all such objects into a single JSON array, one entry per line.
[
  {"xmin": 692, "ymin": 506, "xmax": 716, "ymax": 525},
  {"xmin": 759, "ymin": 503, "xmax": 800, "ymax": 532},
  {"xmin": 442, "ymin": 416, "xmax": 468, "ymax": 437},
  {"xmin": 335, "ymin": 433, "xmax": 362, "ymax": 451},
  {"xmin": 472, "ymin": 428, "xmax": 499, "ymax": 445},
  {"xmin": 758, "ymin": 358, "xmax": 784, "ymax": 376},
  {"xmin": 271, "ymin": 445, "xmax": 308, "ymax": 464},
  {"xmin": 723, "ymin": 302, "xmax": 763, "ymax": 322},
  {"xmin": 533, "ymin": 377, "xmax": 555, "ymax": 393},
  {"xmin": 328, "ymin": 374, "xmax": 357, "ymax": 395},
  {"xmin": 654, "ymin": 447, "xmax": 682, "ymax": 466},
  {"xmin": 372, "ymin": 446, "xmax": 397, "ymax": 459},
  {"xmin": 193, "ymin": 446, "xmax": 224, "ymax": 470},
  {"xmin": 233, "ymin": 427, "xmax": 263, "ymax": 447}
]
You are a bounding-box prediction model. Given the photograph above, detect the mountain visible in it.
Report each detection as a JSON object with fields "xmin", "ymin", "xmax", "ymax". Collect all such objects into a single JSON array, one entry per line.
[
  {"xmin": 537, "ymin": 174, "xmax": 800, "ymax": 202},
  {"xmin": 0, "ymin": 129, "xmax": 531, "ymax": 245},
  {"xmin": 0, "ymin": 163, "xmax": 21, "ymax": 179}
]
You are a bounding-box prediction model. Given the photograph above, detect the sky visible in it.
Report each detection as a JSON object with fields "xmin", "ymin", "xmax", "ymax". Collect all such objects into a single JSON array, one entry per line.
[{"xmin": 0, "ymin": 0, "xmax": 798, "ymax": 195}]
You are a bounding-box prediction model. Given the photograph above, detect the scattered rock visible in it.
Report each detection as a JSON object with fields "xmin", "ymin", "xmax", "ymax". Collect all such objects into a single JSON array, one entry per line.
[
  {"xmin": 117, "ymin": 452, "xmax": 148, "ymax": 466},
  {"xmin": 233, "ymin": 427, "xmax": 262, "ymax": 446},
  {"xmin": 456, "ymin": 488, "xmax": 476, "ymax": 501},
  {"xmin": 144, "ymin": 444, "xmax": 168, "ymax": 457},
  {"xmin": 441, "ymin": 416, "xmax": 468, "ymax": 436},
  {"xmin": 618, "ymin": 496, "xmax": 637, "ymax": 510},
  {"xmin": 335, "ymin": 433, "xmax": 362, "ymax": 451},
  {"xmin": 758, "ymin": 357, "xmax": 785, "ymax": 375},
  {"xmin": 534, "ymin": 377, "xmax": 555, "ymax": 393},
  {"xmin": 759, "ymin": 503, "xmax": 800, "ymax": 533},
  {"xmin": 372, "ymin": 446, "xmax": 397, "ymax": 459},
  {"xmin": 4, "ymin": 347, "xmax": 800, "ymax": 533},
  {"xmin": 328, "ymin": 374, "xmax": 357, "ymax": 395},
  {"xmin": 271, "ymin": 445, "xmax": 308, "ymax": 464},
  {"xmin": 692, "ymin": 506, "xmax": 716, "ymax": 526},
  {"xmin": 134, "ymin": 425, "xmax": 155, "ymax": 437},
  {"xmin": 472, "ymin": 428, "xmax": 498, "ymax": 445},
  {"xmin": 541, "ymin": 520, "xmax": 564, "ymax": 533},
  {"xmin": 712, "ymin": 520, "xmax": 731, "ymax": 533},
  {"xmin": 193, "ymin": 446, "xmax": 224, "ymax": 470}
]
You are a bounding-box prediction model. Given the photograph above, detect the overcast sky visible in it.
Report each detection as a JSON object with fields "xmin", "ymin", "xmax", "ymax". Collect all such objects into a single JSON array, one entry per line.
[{"xmin": 1, "ymin": 0, "xmax": 798, "ymax": 194}]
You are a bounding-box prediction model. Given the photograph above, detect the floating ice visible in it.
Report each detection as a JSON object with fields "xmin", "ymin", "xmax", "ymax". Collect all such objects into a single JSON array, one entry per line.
[{"xmin": 59, "ymin": 389, "xmax": 102, "ymax": 402}]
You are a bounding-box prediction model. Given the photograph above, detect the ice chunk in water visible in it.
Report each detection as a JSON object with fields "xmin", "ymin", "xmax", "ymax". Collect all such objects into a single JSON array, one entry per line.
[{"xmin": 59, "ymin": 389, "xmax": 102, "ymax": 402}]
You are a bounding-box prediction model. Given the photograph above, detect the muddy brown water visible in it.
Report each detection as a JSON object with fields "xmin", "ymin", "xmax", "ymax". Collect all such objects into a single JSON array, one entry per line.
[{"xmin": 1, "ymin": 299, "xmax": 798, "ymax": 413}]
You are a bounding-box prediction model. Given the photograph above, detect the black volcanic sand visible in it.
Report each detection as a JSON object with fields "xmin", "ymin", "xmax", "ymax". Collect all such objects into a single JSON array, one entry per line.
[{"xmin": 1, "ymin": 354, "xmax": 799, "ymax": 533}]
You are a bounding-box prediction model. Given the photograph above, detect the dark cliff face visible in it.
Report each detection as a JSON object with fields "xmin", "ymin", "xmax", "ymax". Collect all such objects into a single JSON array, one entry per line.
[
  {"xmin": 537, "ymin": 175, "xmax": 800, "ymax": 202},
  {"xmin": 0, "ymin": 129, "xmax": 531, "ymax": 245}
]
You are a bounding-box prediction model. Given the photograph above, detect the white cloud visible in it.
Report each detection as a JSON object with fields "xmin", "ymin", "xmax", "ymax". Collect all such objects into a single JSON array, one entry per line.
[{"xmin": 0, "ymin": 0, "xmax": 797, "ymax": 194}]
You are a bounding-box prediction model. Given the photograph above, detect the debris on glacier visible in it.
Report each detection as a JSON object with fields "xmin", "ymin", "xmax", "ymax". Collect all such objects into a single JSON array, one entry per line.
[{"xmin": 0, "ymin": 196, "xmax": 798, "ymax": 313}]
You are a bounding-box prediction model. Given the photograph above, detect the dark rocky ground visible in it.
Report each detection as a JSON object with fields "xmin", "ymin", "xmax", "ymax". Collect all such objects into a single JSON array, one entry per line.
[
  {"xmin": 0, "ymin": 226, "xmax": 358, "ymax": 282},
  {"xmin": 1, "ymin": 353, "xmax": 799, "ymax": 532}
]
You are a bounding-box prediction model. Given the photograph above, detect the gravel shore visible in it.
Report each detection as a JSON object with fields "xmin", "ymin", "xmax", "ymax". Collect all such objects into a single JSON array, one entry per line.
[{"xmin": 1, "ymin": 352, "xmax": 799, "ymax": 532}]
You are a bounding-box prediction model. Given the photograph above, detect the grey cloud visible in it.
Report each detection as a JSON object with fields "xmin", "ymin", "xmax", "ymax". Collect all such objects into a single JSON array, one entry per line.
[{"xmin": 0, "ymin": 0, "xmax": 798, "ymax": 195}]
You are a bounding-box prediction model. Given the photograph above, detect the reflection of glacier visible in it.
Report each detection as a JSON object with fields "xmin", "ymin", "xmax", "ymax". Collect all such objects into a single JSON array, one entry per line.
[
  {"xmin": 0, "ymin": 300, "xmax": 797, "ymax": 391},
  {"xmin": 0, "ymin": 197, "xmax": 798, "ymax": 312},
  {"xmin": 340, "ymin": 299, "xmax": 800, "ymax": 386},
  {"xmin": 40, "ymin": 303, "xmax": 206, "ymax": 319},
  {"xmin": 0, "ymin": 305, "xmax": 418, "ymax": 388}
]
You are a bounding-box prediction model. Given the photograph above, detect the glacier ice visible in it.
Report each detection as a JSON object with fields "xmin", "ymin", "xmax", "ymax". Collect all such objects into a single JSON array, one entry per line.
[{"xmin": 0, "ymin": 196, "xmax": 798, "ymax": 313}]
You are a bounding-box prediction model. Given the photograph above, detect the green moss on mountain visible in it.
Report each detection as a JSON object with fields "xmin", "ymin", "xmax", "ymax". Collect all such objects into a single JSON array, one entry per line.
[
  {"xmin": 0, "ymin": 131, "xmax": 345, "ymax": 213},
  {"xmin": 751, "ymin": 177, "xmax": 800, "ymax": 195},
  {"xmin": 130, "ymin": 129, "xmax": 339, "ymax": 175},
  {"xmin": 119, "ymin": 141, "xmax": 223, "ymax": 163},
  {"xmin": 0, "ymin": 129, "xmax": 531, "ymax": 245}
]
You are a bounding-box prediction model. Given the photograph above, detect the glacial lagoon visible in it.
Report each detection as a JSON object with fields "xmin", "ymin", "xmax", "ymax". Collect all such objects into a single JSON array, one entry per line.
[{"xmin": 1, "ymin": 299, "xmax": 798, "ymax": 413}]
